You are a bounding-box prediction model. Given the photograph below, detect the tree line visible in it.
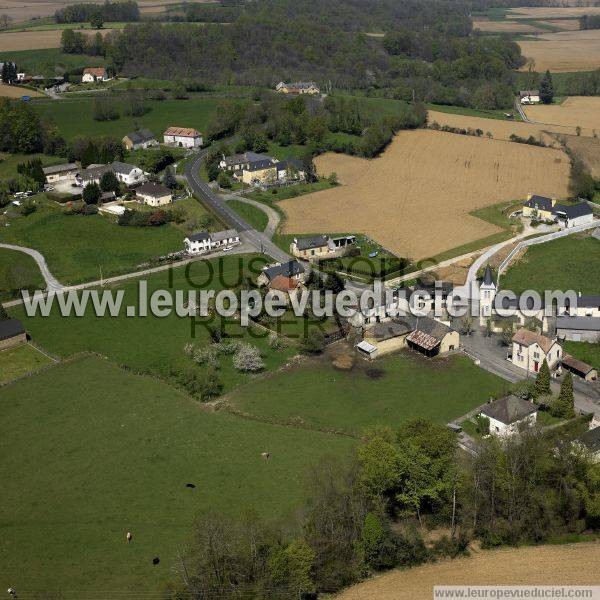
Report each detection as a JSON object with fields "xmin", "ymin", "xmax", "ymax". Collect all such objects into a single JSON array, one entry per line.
[
  {"xmin": 55, "ymin": 0, "xmax": 140, "ymax": 24},
  {"xmin": 167, "ymin": 418, "xmax": 600, "ymax": 598}
]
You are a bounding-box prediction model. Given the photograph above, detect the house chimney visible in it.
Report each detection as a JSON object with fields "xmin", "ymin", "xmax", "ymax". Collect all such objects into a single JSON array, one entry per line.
[
  {"xmin": 551, "ymin": 198, "xmax": 557, "ymax": 207},
  {"xmin": 527, "ymin": 193, "xmax": 532, "ymax": 200},
  {"xmin": 579, "ymin": 291, "xmax": 582, "ymax": 297}
]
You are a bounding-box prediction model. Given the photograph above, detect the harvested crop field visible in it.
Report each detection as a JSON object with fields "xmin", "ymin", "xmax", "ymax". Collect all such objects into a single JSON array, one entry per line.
[
  {"xmin": 0, "ymin": 84, "xmax": 43, "ymax": 97},
  {"xmin": 0, "ymin": 28, "xmax": 114, "ymax": 51},
  {"xmin": 509, "ymin": 6, "xmax": 600, "ymax": 19},
  {"xmin": 557, "ymin": 133, "xmax": 600, "ymax": 177},
  {"xmin": 537, "ymin": 19, "xmax": 581, "ymax": 31},
  {"xmin": 524, "ymin": 97, "xmax": 600, "ymax": 138},
  {"xmin": 518, "ymin": 29, "xmax": 600, "ymax": 72},
  {"xmin": 472, "ymin": 19, "xmax": 543, "ymax": 33},
  {"xmin": 279, "ymin": 129, "xmax": 569, "ymax": 260},
  {"xmin": 337, "ymin": 541, "xmax": 600, "ymax": 600},
  {"xmin": 427, "ymin": 110, "xmax": 562, "ymax": 144}
]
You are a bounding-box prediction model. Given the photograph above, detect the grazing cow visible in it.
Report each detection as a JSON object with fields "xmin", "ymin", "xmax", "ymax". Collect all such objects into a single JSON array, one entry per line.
[
  {"xmin": 186, "ymin": 483, "xmax": 196, "ymax": 488},
  {"xmin": 126, "ymin": 531, "xmax": 132, "ymax": 543},
  {"xmin": 152, "ymin": 557, "xmax": 160, "ymax": 565},
  {"xmin": 261, "ymin": 452, "xmax": 270, "ymax": 460}
]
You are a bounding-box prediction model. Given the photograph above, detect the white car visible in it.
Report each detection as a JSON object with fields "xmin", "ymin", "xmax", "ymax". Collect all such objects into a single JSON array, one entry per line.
[{"xmin": 222, "ymin": 246, "xmax": 234, "ymax": 252}]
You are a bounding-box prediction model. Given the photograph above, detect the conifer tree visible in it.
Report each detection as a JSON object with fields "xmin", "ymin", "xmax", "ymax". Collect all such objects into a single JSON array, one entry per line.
[{"xmin": 534, "ymin": 359, "xmax": 551, "ymax": 398}]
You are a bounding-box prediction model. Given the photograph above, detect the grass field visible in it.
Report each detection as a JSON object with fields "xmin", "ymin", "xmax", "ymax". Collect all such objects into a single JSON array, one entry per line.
[
  {"xmin": 0, "ymin": 355, "xmax": 355, "ymax": 592},
  {"xmin": 427, "ymin": 104, "xmax": 523, "ymax": 122},
  {"xmin": 32, "ymin": 96, "xmax": 222, "ymax": 141},
  {"xmin": 227, "ymin": 199, "xmax": 269, "ymax": 231},
  {"xmin": 0, "ymin": 152, "xmax": 64, "ymax": 178},
  {"xmin": 7, "ymin": 255, "xmax": 301, "ymax": 392},
  {"xmin": 524, "ymin": 97, "xmax": 600, "ymax": 138},
  {"xmin": 0, "ymin": 48, "xmax": 107, "ymax": 76},
  {"xmin": 564, "ymin": 341, "xmax": 600, "ymax": 370},
  {"xmin": 339, "ymin": 541, "xmax": 600, "ymax": 599},
  {"xmin": 227, "ymin": 350, "xmax": 509, "ymax": 436},
  {"xmin": 500, "ymin": 234, "xmax": 600, "ymax": 295},
  {"xmin": 0, "ymin": 248, "xmax": 45, "ymax": 300},
  {"xmin": 0, "ymin": 343, "xmax": 53, "ymax": 384},
  {"xmin": 279, "ymin": 129, "xmax": 570, "ymax": 261},
  {"xmin": 518, "ymin": 30, "xmax": 600, "ymax": 72},
  {"xmin": 0, "ymin": 197, "xmax": 184, "ymax": 284}
]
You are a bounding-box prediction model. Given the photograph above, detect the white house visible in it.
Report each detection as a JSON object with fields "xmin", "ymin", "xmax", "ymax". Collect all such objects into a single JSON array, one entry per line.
[
  {"xmin": 219, "ymin": 152, "xmax": 275, "ymax": 172},
  {"xmin": 184, "ymin": 229, "xmax": 240, "ymax": 254},
  {"xmin": 82, "ymin": 67, "xmax": 108, "ymax": 83},
  {"xmin": 276, "ymin": 158, "xmax": 306, "ymax": 182},
  {"xmin": 42, "ymin": 162, "xmax": 78, "ymax": 184},
  {"xmin": 135, "ymin": 182, "xmax": 172, "ymax": 206},
  {"xmin": 163, "ymin": 127, "xmax": 203, "ymax": 148},
  {"xmin": 480, "ymin": 395, "xmax": 538, "ymax": 438},
  {"xmin": 511, "ymin": 328, "xmax": 562, "ymax": 375},
  {"xmin": 519, "ymin": 90, "xmax": 540, "ymax": 104},
  {"xmin": 111, "ymin": 161, "xmax": 145, "ymax": 186},
  {"xmin": 552, "ymin": 202, "xmax": 594, "ymax": 229},
  {"xmin": 558, "ymin": 293, "xmax": 600, "ymax": 318}
]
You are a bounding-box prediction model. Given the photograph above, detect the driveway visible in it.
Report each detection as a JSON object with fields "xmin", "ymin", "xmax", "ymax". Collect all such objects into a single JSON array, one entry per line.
[{"xmin": 0, "ymin": 242, "xmax": 63, "ymax": 293}]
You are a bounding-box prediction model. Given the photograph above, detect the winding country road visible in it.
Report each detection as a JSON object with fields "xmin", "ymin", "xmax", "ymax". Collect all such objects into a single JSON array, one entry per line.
[
  {"xmin": 0, "ymin": 243, "xmax": 63, "ymax": 293},
  {"xmin": 183, "ymin": 150, "xmax": 292, "ymax": 263}
]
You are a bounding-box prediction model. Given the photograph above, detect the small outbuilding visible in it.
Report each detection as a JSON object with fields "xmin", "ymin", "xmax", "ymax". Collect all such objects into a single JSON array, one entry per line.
[
  {"xmin": 122, "ymin": 129, "xmax": 158, "ymax": 151},
  {"xmin": 42, "ymin": 162, "xmax": 78, "ymax": 184},
  {"xmin": 562, "ymin": 353, "xmax": 597, "ymax": 382},
  {"xmin": 356, "ymin": 340, "xmax": 378, "ymax": 360},
  {"xmin": 480, "ymin": 394, "xmax": 538, "ymax": 438},
  {"xmin": 0, "ymin": 318, "xmax": 26, "ymax": 350}
]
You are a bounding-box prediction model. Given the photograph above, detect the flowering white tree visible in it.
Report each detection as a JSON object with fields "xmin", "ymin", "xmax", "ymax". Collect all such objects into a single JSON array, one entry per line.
[{"xmin": 233, "ymin": 344, "xmax": 264, "ymax": 372}]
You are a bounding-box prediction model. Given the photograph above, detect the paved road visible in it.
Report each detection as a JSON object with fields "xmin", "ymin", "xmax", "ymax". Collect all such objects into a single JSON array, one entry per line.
[
  {"xmin": 183, "ymin": 151, "xmax": 291, "ymax": 263},
  {"xmin": 0, "ymin": 243, "xmax": 63, "ymax": 293},
  {"xmin": 462, "ymin": 328, "xmax": 600, "ymax": 415}
]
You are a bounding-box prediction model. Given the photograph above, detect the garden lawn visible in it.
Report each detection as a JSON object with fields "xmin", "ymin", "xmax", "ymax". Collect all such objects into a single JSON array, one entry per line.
[
  {"xmin": 0, "ymin": 152, "xmax": 64, "ymax": 179},
  {"xmin": 8, "ymin": 255, "xmax": 300, "ymax": 392},
  {"xmin": 32, "ymin": 97, "xmax": 223, "ymax": 141},
  {"xmin": 500, "ymin": 234, "xmax": 600, "ymax": 295},
  {"xmin": 1, "ymin": 48, "xmax": 107, "ymax": 77},
  {"xmin": 228, "ymin": 351, "xmax": 510, "ymax": 435},
  {"xmin": 0, "ymin": 248, "xmax": 45, "ymax": 300},
  {"xmin": 0, "ymin": 343, "xmax": 53, "ymax": 384},
  {"xmin": 0, "ymin": 198, "xmax": 184, "ymax": 284},
  {"xmin": 227, "ymin": 199, "xmax": 269, "ymax": 232},
  {"xmin": 0, "ymin": 355, "xmax": 355, "ymax": 592},
  {"xmin": 564, "ymin": 341, "xmax": 600, "ymax": 370}
]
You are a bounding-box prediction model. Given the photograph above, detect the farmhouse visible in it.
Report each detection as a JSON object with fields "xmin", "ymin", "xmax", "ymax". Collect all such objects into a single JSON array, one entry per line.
[
  {"xmin": 363, "ymin": 315, "xmax": 460, "ymax": 358},
  {"xmin": 135, "ymin": 182, "xmax": 172, "ymax": 206},
  {"xmin": 480, "ymin": 394, "xmax": 538, "ymax": 437},
  {"xmin": 184, "ymin": 229, "xmax": 241, "ymax": 254},
  {"xmin": 561, "ymin": 353, "xmax": 597, "ymax": 382},
  {"xmin": 290, "ymin": 235, "xmax": 329, "ymax": 258},
  {"xmin": 258, "ymin": 260, "xmax": 306, "ymax": 286},
  {"xmin": 511, "ymin": 328, "xmax": 562, "ymax": 374},
  {"xmin": 268, "ymin": 274, "xmax": 303, "ymax": 302},
  {"xmin": 75, "ymin": 164, "xmax": 112, "ymax": 187},
  {"xmin": 122, "ymin": 129, "xmax": 158, "ymax": 151},
  {"xmin": 111, "ymin": 161, "xmax": 145, "ymax": 186},
  {"xmin": 275, "ymin": 81, "xmax": 320, "ymax": 95},
  {"xmin": 220, "ymin": 152, "xmax": 275, "ymax": 172},
  {"xmin": 163, "ymin": 127, "xmax": 203, "ymax": 148},
  {"xmin": 42, "ymin": 162, "xmax": 78, "ymax": 184},
  {"xmin": 0, "ymin": 318, "xmax": 26, "ymax": 351},
  {"xmin": 520, "ymin": 90, "xmax": 540, "ymax": 104},
  {"xmin": 82, "ymin": 67, "xmax": 108, "ymax": 83},
  {"xmin": 240, "ymin": 159, "xmax": 278, "ymax": 186},
  {"xmin": 556, "ymin": 316, "xmax": 600, "ymax": 343},
  {"xmin": 522, "ymin": 194, "xmax": 594, "ymax": 228}
]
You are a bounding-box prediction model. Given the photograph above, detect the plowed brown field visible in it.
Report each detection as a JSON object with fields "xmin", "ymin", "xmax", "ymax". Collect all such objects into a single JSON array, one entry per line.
[
  {"xmin": 473, "ymin": 19, "xmax": 543, "ymax": 33},
  {"xmin": 279, "ymin": 130, "xmax": 569, "ymax": 260},
  {"xmin": 337, "ymin": 541, "xmax": 600, "ymax": 600},
  {"xmin": 524, "ymin": 97, "xmax": 600, "ymax": 138},
  {"xmin": 518, "ymin": 29, "xmax": 600, "ymax": 72},
  {"xmin": 0, "ymin": 27, "xmax": 114, "ymax": 51}
]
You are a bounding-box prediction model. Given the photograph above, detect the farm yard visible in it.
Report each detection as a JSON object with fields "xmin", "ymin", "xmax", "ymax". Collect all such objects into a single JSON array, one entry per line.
[
  {"xmin": 500, "ymin": 233, "xmax": 600, "ymax": 295},
  {"xmin": 517, "ymin": 29, "xmax": 600, "ymax": 72},
  {"xmin": 227, "ymin": 349, "xmax": 509, "ymax": 436},
  {"xmin": 0, "ymin": 355, "xmax": 355, "ymax": 591},
  {"xmin": 338, "ymin": 541, "xmax": 600, "ymax": 600},
  {"xmin": 279, "ymin": 129, "xmax": 570, "ymax": 261},
  {"xmin": 523, "ymin": 97, "xmax": 600, "ymax": 138}
]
